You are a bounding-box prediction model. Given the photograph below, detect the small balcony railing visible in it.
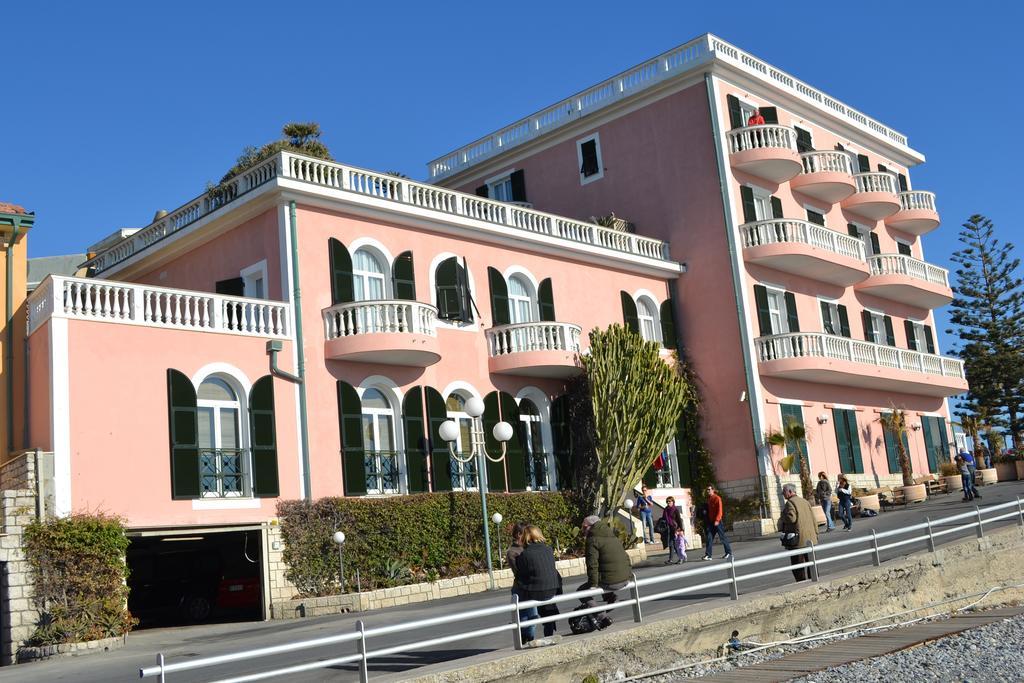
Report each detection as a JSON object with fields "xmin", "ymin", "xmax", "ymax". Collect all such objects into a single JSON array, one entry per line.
[
  {"xmin": 323, "ymin": 300, "xmax": 438, "ymax": 340},
  {"xmin": 200, "ymin": 448, "xmax": 247, "ymax": 498},
  {"xmin": 866, "ymin": 254, "xmax": 949, "ymax": 288},
  {"xmin": 799, "ymin": 150, "xmax": 853, "ymax": 175},
  {"xmin": 485, "ymin": 321, "xmax": 582, "ymax": 358},
  {"xmin": 898, "ymin": 191, "xmax": 937, "ymax": 212},
  {"xmin": 755, "ymin": 333, "xmax": 965, "ymax": 379},
  {"xmin": 364, "ymin": 450, "xmax": 401, "ymax": 495},
  {"xmin": 727, "ymin": 124, "xmax": 797, "ymax": 154},
  {"xmin": 740, "ymin": 219, "xmax": 865, "ymax": 261},
  {"xmin": 853, "ymin": 172, "xmax": 898, "ymax": 195}
]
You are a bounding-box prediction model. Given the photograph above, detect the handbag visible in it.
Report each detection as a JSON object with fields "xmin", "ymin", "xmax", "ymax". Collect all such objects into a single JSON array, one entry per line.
[
  {"xmin": 780, "ymin": 532, "xmax": 800, "ymax": 549},
  {"xmin": 654, "ymin": 517, "xmax": 668, "ymax": 534}
]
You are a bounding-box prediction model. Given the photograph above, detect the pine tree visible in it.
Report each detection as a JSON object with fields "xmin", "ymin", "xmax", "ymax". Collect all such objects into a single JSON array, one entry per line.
[{"xmin": 947, "ymin": 215, "xmax": 1024, "ymax": 444}]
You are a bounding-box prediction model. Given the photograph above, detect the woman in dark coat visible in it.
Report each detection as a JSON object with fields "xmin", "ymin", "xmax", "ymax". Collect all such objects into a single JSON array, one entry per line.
[{"xmin": 514, "ymin": 525, "xmax": 563, "ymax": 643}]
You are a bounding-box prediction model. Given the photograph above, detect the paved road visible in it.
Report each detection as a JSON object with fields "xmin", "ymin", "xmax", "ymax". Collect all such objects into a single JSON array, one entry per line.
[{"xmin": 5, "ymin": 482, "xmax": 1022, "ymax": 683}]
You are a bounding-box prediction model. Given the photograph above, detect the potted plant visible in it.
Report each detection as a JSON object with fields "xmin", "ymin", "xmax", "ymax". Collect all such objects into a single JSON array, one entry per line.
[
  {"xmin": 977, "ymin": 426, "xmax": 1003, "ymax": 484},
  {"xmin": 993, "ymin": 454, "xmax": 1018, "ymax": 482},
  {"xmin": 938, "ymin": 461, "xmax": 962, "ymax": 492},
  {"xmin": 879, "ymin": 408, "xmax": 927, "ymax": 503},
  {"xmin": 766, "ymin": 418, "xmax": 823, "ymax": 523}
]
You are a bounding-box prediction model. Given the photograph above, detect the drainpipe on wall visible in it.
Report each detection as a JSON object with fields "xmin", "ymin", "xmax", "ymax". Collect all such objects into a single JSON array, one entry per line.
[
  {"xmin": 6, "ymin": 223, "xmax": 21, "ymax": 455},
  {"xmin": 703, "ymin": 73, "xmax": 770, "ymax": 518},
  {"xmin": 288, "ymin": 201, "xmax": 312, "ymax": 499}
]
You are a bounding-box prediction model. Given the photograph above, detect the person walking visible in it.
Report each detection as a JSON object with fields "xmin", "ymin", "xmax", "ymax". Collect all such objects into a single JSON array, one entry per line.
[
  {"xmin": 637, "ymin": 485, "xmax": 656, "ymax": 544},
  {"xmin": 514, "ymin": 525, "xmax": 562, "ymax": 647},
  {"xmin": 506, "ymin": 522, "xmax": 537, "ymax": 645},
  {"xmin": 661, "ymin": 496, "xmax": 685, "ymax": 564},
  {"xmin": 961, "ymin": 450, "xmax": 981, "ymax": 499},
  {"xmin": 778, "ymin": 483, "xmax": 818, "ymax": 582},
  {"xmin": 577, "ymin": 515, "xmax": 631, "ymax": 629},
  {"xmin": 815, "ymin": 472, "xmax": 835, "ymax": 532},
  {"xmin": 835, "ymin": 475, "xmax": 853, "ymax": 531},
  {"xmin": 956, "ymin": 454, "xmax": 975, "ymax": 502},
  {"xmin": 702, "ymin": 486, "xmax": 733, "ymax": 560}
]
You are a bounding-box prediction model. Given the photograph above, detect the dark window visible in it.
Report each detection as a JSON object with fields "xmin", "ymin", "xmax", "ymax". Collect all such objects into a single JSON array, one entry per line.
[
  {"xmin": 392, "ymin": 251, "xmax": 416, "ymax": 300},
  {"xmin": 215, "ymin": 278, "xmax": 244, "ymax": 296},
  {"xmin": 579, "ymin": 139, "xmax": 600, "ymax": 178},
  {"xmin": 760, "ymin": 107, "xmax": 779, "ymax": 124},
  {"xmin": 794, "ymin": 127, "xmax": 813, "ymax": 153},
  {"xmin": 856, "ymin": 154, "xmax": 871, "ymax": 173},
  {"xmin": 538, "ymin": 278, "xmax": 556, "ymax": 322},
  {"xmin": 898, "ymin": 242, "xmax": 912, "ymax": 257},
  {"xmin": 806, "ymin": 209, "xmax": 825, "ymax": 226},
  {"xmin": 435, "ymin": 257, "xmax": 473, "ymax": 323}
]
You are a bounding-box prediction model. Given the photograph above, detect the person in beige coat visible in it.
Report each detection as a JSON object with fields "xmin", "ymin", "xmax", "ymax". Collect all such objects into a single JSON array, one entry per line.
[{"xmin": 778, "ymin": 483, "xmax": 819, "ymax": 582}]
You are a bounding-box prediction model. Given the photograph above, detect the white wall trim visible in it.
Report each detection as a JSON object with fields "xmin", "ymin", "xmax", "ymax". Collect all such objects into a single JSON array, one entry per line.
[
  {"xmin": 191, "ymin": 363, "xmax": 253, "ymax": 397},
  {"xmin": 576, "ymin": 131, "xmax": 605, "ymax": 185},
  {"xmin": 191, "ymin": 498, "xmax": 262, "ymax": 510},
  {"xmin": 240, "ymin": 259, "xmax": 268, "ymax": 299},
  {"xmin": 439, "ymin": 380, "xmax": 482, "ymax": 401},
  {"xmin": 50, "ymin": 317, "xmax": 71, "ymax": 517}
]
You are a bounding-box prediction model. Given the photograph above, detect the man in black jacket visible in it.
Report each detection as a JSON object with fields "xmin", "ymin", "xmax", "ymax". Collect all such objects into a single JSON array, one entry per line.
[{"xmin": 576, "ymin": 515, "xmax": 631, "ymax": 629}]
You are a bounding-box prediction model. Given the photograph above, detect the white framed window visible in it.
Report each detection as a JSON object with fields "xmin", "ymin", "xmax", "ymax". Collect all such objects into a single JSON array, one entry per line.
[
  {"xmin": 240, "ymin": 260, "xmax": 268, "ymax": 299},
  {"xmin": 352, "ymin": 248, "xmax": 388, "ymax": 302},
  {"xmin": 507, "ymin": 275, "xmax": 536, "ymax": 324},
  {"xmin": 864, "ymin": 309, "xmax": 886, "ymax": 345},
  {"xmin": 489, "ymin": 175, "xmax": 514, "ymax": 202},
  {"xmin": 752, "ymin": 186, "xmax": 772, "ymax": 221},
  {"xmin": 445, "ymin": 393, "xmax": 478, "ymax": 490},
  {"xmin": 518, "ymin": 399, "xmax": 549, "ymax": 491},
  {"xmin": 766, "ymin": 289, "xmax": 788, "ymax": 335},
  {"xmin": 896, "ymin": 239, "xmax": 913, "ymax": 257},
  {"xmin": 637, "ymin": 297, "xmax": 660, "ymax": 343},
  {"xmin": 819, "ymin": 298, "xmax": 849, "ymax": 337},
  {"xmin": 361, "ymin": 388, "xmax": 399, "ymax": 495},
  {"xmin": 576, "ymin": 133, "xmax": 604, "ymax": 184},
  {"xmin": 197, "ymin": 377, "xmax": 248, "ymax": 498}
]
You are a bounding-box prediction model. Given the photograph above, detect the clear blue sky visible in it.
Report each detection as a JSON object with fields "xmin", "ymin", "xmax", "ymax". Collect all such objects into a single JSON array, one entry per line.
[{"xmin": 4, "ymin": 1, "xmax": 1021, "ymax": 351}]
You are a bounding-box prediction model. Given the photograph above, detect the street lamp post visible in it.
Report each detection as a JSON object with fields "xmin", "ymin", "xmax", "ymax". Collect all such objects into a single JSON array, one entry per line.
[
  {"xmin": 439, "ymin": 397, "xmax": 512, "ymax": 591},
  {"xmin": 492, "ymin": 512, "xmax": 504, "ymax": 568},
  {"xmin": 624, "ymin": 498, "xmax": 635, "ymax": 540},
  {"xmin": 332, "ymin": 530, "xmax": 346, "ymax": 592}
]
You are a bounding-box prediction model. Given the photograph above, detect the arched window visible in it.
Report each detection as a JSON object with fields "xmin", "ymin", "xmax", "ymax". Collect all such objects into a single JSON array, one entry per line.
[
  {"xmin": 352, "ymin": 249, "xmax": 387, "ymax": 301},
  {"xmin": 637, "ymin": 297, "xmax": 660, "ymax": 343},
  {"xmin": 507, "ymin": 275, "xmax": 536, "ymax": 324},
  {"xmin": 197, "ymin": 377, "xmax": 245, "ymax": 497},
  {"xmin": 518, "ymin": 399, "xmax": 548, "ymax": 490},
  {"xmin": 445, "ymin": 393, "xmax": 478, "ymax": 490},
  {"xmin": 361, "ymin": 388, "xmax": 399, "ymax": 494}
]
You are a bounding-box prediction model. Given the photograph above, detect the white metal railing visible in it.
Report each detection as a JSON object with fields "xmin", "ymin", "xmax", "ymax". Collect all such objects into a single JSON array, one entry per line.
[
  {"xmin": 485, "ymin": 321, "xmax": 583, "ymax": 358},
  {"xmin": 740, "ymin": 219, "xmax": 865, "ymax": 261},
  {"xmin": 139, "ymin": 497, "xmax": 1024, "ymax": 682},
  {"xmin": 26, "ymin": 275, "xmax": 290, "ymax": 338},
  {"xmin": 727, "ymin": 124, "xmax": 797, "ymax": 155},
  {"xmin": 427, "ymin": 33, "xmax": 912, "ymax": 180},
  {"xmin": 322, "ymin": 300, "xmax": 438, "ymax": 340},
  {"xmin": 800, "ymin": 150, "xmax": 853, "ymax": 176},
  {"xmin": 755, "ymin": 332, "xmax": 965, "ymax": 379},
  {"xmin": 898, "ymin": 190, "xmax": 937, "ymax": 213},
  {"xmin": 85, "ymin": 152, "xmax": 673, "ymax": 275},
  {"xmin": 853, "ymin": 172, "xmax": 898, "ymax": 195},
  {"xmin": 867, "ymin": 254, "xmax": 949, "ymax": 288}
]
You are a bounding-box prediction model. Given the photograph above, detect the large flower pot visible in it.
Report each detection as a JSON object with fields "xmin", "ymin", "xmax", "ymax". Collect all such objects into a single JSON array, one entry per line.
[
  {"xmin": 978, "ymin": 468, "xmax": 999, "ymax": 485},
  {"xmin": 811, "ymin": 504, "xmax": 827, "ymax": 526},
  {"xmin": 857, "ymin": 493, "xmax": 880, "ymax": 513},
  {"xmin": 942, "ymin": 475, "xmax": 963, "ymax": 493},
  {"xmin": 900, "ymin": 483, "xmax": 928, "ymax": 503},
  {"xmin": 995, "ymin": 462, "xmax": 1018, "ymax": 481},
  {"xmin": 1016, "ymin": 461, "xmax": 1024, "ymax": 480}
]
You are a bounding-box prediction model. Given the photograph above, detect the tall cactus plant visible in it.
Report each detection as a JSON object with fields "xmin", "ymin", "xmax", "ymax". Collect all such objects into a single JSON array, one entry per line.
[{"xmin": 580, "ymin": 324, "xmax": 690, "ymax": 518}]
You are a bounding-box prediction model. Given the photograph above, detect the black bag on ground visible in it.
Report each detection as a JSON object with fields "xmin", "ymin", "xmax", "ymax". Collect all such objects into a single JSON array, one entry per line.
[{"xmin": 568, "ymin": 606, "xmax": 599, "ymax": 635}]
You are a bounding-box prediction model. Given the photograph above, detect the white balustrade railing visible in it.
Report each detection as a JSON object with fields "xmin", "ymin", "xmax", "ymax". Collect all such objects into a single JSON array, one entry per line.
[
  {"xmin": 322, "ymin": 300, "xmax": 438, "ymax": 340},
  {"xmin": 428, "ymin": 34, "xmax": 912, "ymax": 180},
  {"xmin": 898, "ymin": 190, "xmax": 937, "ymax": 213},
  {"xmin": 26, "ymin": 275, "xmax": 290, "ymax": 338},
  {"xmin": 727, "ymin": 124, "xmax": 797, "ymax": 154},
  {"xmin": 87, "ymin": 152, "xmax": 673, "ymax": 275},
  {"xmin": 740, "ymin": 219, "xmax": 865, "ymax": 261},
  {"xmin": 853, "ymin": 172, "xmax": 898, "ymax": 195},
  {"xmin": 754, "ymin": 332, "xmax": 965, "ymax": 379},
  {"xmin": 800, "ymin": 150, "xmax": 853, "ymax": 176},
  {"xmin": 485, "ymin": 321, "xmax": 583, "ymax": 358},
  {"xmin": 867, "ymin": 254, "xmax": 949, "ymax": 288}
]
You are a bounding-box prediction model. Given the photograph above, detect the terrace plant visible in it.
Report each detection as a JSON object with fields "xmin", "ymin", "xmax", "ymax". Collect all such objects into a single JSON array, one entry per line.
[{"xmin": 765, "ymin": 418, "xmax": 813, "ymax": 500}]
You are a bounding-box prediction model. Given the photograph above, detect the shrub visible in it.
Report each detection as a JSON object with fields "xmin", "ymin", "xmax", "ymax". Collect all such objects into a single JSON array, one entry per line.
[
  {"xmin": 23, "ymin": 514, "xmax": 135, "ymax": 645},
  {"xmin": 278, "ymin": 492, "xmax": 583, "ymax": 596},
  {"xmin": 939, "ymin": 461, "xmax": 960, "ymax": 477}
]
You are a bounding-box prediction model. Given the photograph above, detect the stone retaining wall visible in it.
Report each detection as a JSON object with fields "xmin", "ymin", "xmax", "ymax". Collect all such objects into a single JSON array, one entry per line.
[
  {"xmin": 0, "ymin": 451, "xmax": 43, "ymax": 665},
  {"xmin": 17, "ymin": 635, "xmax": 124, "ymax": 663},
  {"xmin": 271, "ymin": 546, "xmax": 647, "ymax": 620}
]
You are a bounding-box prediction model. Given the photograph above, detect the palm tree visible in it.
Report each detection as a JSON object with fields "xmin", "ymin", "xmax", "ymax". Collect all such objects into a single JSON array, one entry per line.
[
  {"xmin": 879, "ymin": 408, "xmax": 914, "ymax": 487},
  {"xmin": 766, "ymin": 417, "xmax": 813, "ymax": 500},
  {"xmin": 958, "ymin": 414, "xmax": 984, "ymax": 456}
]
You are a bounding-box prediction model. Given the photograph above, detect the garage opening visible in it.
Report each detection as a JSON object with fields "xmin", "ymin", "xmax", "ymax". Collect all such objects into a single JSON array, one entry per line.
[{"xmin": 127, "ymin": 529, "xmax": 262, "ymax": 629}]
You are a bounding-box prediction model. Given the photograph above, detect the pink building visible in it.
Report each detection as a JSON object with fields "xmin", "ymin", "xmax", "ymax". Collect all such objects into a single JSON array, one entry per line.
[{"xmin": 429, "ymin": 33, "xmax": 966, "ymax": 509}]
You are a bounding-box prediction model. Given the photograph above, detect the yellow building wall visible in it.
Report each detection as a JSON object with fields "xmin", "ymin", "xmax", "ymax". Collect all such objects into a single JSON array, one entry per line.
[{"xmin": 0, "ymin": 229, "xmax": 30, "ymax": 461}]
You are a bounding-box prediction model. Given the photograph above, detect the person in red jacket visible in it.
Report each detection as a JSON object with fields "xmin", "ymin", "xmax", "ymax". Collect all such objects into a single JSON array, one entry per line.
[
  {"xmin": 701, "ymin": 485, "xmax": 733, "ymax": 560},
  {"xmin": 747, "ymin": 109, "xmax": 766, "ymax": 126}
]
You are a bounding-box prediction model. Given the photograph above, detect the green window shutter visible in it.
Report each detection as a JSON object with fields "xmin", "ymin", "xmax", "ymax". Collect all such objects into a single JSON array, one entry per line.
[
  {"xmin": 660, "ymin": 299, "xmax": 678, "ymax": 350},
  {"xmin": 760, "ymin": 107, "xmax": 778, "ymax": 124},
  {"xmin": 509, "ymin": 170, "xmax": 527, "ymax": 202},
  {"xmin": 337, "ymin": 381, "xmax": 366, "ymax": 496},
  {"xmin": 727, "ymin": 95, "xmax": 743, "ymax": 129},
  {"xmin": 897, "ymin": 173, "xmax": 908, "ymax": 192},
  {"xmin": 882, "ymin": 423, "xmax": 900, "ymax": 474},
  {"xmin": 780, "ymin": 404, "xmax": 807, "ymax": 474},
  {"xmin": 857, "ymin": 154, "xmax": 870, "ymax": 173},
  {"xmin": 392, "ymin": 250, "xmax": 416, "ymax": 300},
  {"xmin": 936, "ymin": 417, "xmax": 950, "ymax": 472},
  {"xmin": 784, "ymin": 291, "xmax": 800, "ymax": 333},
  {"xmin": 883, "ymin": 316, "xmax": 896, "ymax": 346},
  {"xmin": 921, "ymin": 417, "xmax": 939, "ymax": 474},
  {"xmin": 435, "ymin": 257, "xmax": 468, "ymax": 322},
  {"xmin": 837, "ymin": 305, "xmax": 851, "ymax": 338},
  {"xmin": 249, "ymin": 376, "xmax": 279, "ymax": 498},
  {"xmin": 923, "ymin": 325, "xmax": 936, "ymax": 354},
  {"xmin": 862, "ymin": 310, "xmax": 875, "ymax": 342},
  {"xmin": 475, "ymin": 185, "xmax": 489, "ymax": 197},
  {"xmin": 898, "ymin": 242, "xmax": 912, "ymax": 256},
  {"xmin": 488, "ymin": 267, "xmax": 510, "ymax": 326},
  {"xmin": 674, "ymin": 414, "xmax": 693, "ymax": 488},
  {"xmin": 740, "ymin": 186, "xmax": 757, "ymax": 223},
  {"xmin": 329, "ymin": 238, "xmax": 354, "ymax": 305},
  {"xmin": 754, "ymin": 285, "xmax": 771, "ymax": 336},
  {"xmin": 821, "ymin": 301, "xmax": 834, "ymax": 335},
  {"xmin": 482, "ymin": 392, "xmax": 508, "ymax": 492},
  {"xmin": 806, "ymin": 209, "xmax": 825, "ymax": 226},
  {"xmin": 833, "ymin": 408, "xmax": 862, "ymax": 473},
  {"xmin": 847, "ymin": 224, "xmax": 859, "ymax": 238},
  {"xmin": 501, "ymin": 393, "xmax": 527, "ymax": 492},
  {"xmin": 167, "ymin": 369, "xmax": 200, "ymax": 500},
  {"xmin": 402, "ymin": 388, "xmax": 429, "ymax": 493},
  {"xmin": 538, "ymin": 278, "xmax": 556, "ymax": 322},
  {"xmin": 878, "ymin": 164, "xmax": 888, "ymax": 174},
  {"xmin": 847, "ymin": 411, "xmax": 864, "ymax": 473},
  {"xmin": 770, "ymin": 196, "xmax": 783, "ymax": 219},
  {"xmin": 424, "ymin": 387, "xmax": 451, "ymax": 492},
  {"xmin": 794, "ymin": 127, "xmax": 813, "ymax": 153},
  {"xmin": 621, "ymin": 291, "xmax": 639, "ymax": 334},
  {"xmin": 904, "ymin": 320, "xmax": 918, "ymax": 350},
  {"xmin": 870, "ymin": 232, "xmax": 880, "ymax": 255},
  {"xmin": 551, "ymin": 395, "xmax": 572, "ymax": 490}
]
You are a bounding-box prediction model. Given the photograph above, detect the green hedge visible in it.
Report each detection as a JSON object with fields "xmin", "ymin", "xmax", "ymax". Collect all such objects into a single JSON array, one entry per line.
[
  {"xmin": 277, "ymin": 492, "xmax": 583, "ymax": 597},
  {"xmin": 23, "ymin": 514, "xmax": 135, "ymax": 646}
]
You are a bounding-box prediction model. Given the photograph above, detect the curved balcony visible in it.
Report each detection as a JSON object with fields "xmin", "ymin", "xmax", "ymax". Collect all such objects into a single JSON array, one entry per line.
[
  {"xmin": 789, "ymin": 151, "xmax": 856, "ymax": 203},
  {"xmin": 727, "ymin": 125, "xmax": 802, "ymax": 183},
  {"xmin": 486, "ymin": 321, "xmax": 582, "ymax": 378},
  {"xmin": 856, "ymin": 254, "xmax": 953, "ymax": 309},
  {"xmin": 740, "ymin": 219, "xmax": 869, "ymax": 286},
  {"xmin": 885, "ymin": 191, "xmax": 940, "ymax": 235},
  {"xmin": 323, "ymin": 300, "xmax": 440, "ymax": 366},
  {"xmin": 841, "ymin": 172, "xmax": 900, "ymax": 220},
  {"xmin": 755, "ymin": 333, "xmax": 968, "ymax": 398}
]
